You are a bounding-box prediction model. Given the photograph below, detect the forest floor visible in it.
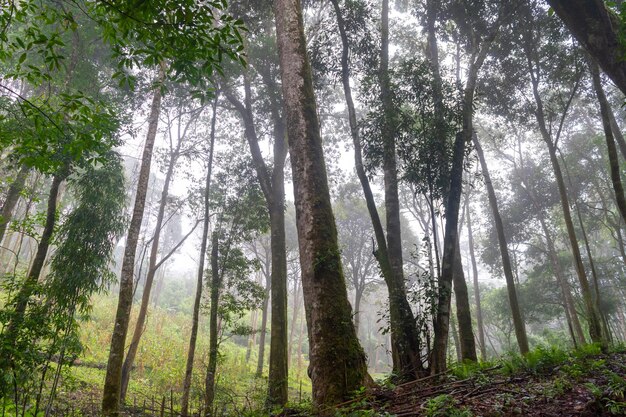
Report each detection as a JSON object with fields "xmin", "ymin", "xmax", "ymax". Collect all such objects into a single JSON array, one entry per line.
[{"xmin": 321, "ymin": 345, "xmax": 626, "ymax": 417}]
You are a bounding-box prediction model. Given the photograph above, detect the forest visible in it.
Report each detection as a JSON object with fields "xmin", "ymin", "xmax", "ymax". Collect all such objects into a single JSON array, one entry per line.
[{"xmin": 1, "ymin": 0, "xmax": 626, "ymax": 416}]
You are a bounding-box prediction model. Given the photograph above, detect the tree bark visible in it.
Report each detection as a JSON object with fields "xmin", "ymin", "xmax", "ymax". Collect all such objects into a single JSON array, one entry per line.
[
  {"xmin": 473, "ymin": 136, "xmax": 529, "ymax": 355},
  {"xmin": 102, "ymin": 79, "xmax": 163, "ymax": 416},
  {"xmin": 0, "ymin": 165, "xmax": 29, "ymax": 244},
  {"xmin": 590, "ymin": 61, "xmax": 626, "ymax": 225},
  {"xmin": 274, "ymin": 0, "xmax": 370, "ymax": 407},
  {"xmin": 465, "ymin": 196, "xmax": 487, "ymax": 361},
  {"xmin": 181, "ymin": 95, "xmax": 219, "ymax": 417},
  {"xmin": 546, "ymin": 0, "xmax": 626, "ymax": 96}
]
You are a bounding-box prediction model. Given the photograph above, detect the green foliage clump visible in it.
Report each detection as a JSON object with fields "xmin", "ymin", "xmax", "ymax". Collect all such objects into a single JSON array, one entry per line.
[
  {"xmin": 423, "ymin": 394, "xmax": 473, "ymax": 417},
  {"xmin": 500, "ymin": 345, "xmax": 568, "ymax": 375}
]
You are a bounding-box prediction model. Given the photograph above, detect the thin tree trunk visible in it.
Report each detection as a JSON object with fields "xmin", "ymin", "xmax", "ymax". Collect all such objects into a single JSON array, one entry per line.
[
  {"xmin": 590, "ymin": 61, "xmax": 626, "ymax": 225},
  {"xmin": 465, "ymin": 193, "xmax": 487, "ymax": 361},
  {"xmin": 449, "ymin": 306, "xmax": 462, "ymax": 363},
  {"xmin": 288, "ymin": 278, "xmax": 301, "ymax": 367},
  {"xmin": 431, "ymin": 19, "xmax": 495, "ymax": 371},
  {"xmin": 473, "ymin": 136, "xmax": 529, "ymax": 355},
  {"xmin": 224, "ymin": 70, "xmax": 289, "ymax": 406},
  {"xmin": 353, "ymin": 287, "xmax": 363, "ymax": 337},
  {"xmin": 521, "ymin": 164, "xmax": 587, "ymax": 346},
  {"xmin": 0, "ymin": 165, "xmax": 29, "ymax": 244},
  {"xmin": 330, "ymin": 0, "xmax": 423, "ymax": 381},
  {"xmin": 204, "ymin": 232, "xmax": 220, "ymax": 416},
  {"xmin": 120, "ymin": 118, "xmax": 183, "ymax": 402},
  {"xmin": 102, "ymin": 78, "xmax": 163, "ymax": 416},
  {"xmin": 180, "ymin": 95, "xmax": 218, "ymax": 417},
  {"xmin": 274, "ymin": 0, "xmax": 370, "ymax": 406}
]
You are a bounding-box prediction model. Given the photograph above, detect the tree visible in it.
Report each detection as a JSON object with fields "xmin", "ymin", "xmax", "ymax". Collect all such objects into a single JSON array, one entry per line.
[
  {"xmin": 180, "ymin": 94, "xmax": 219, "ymax": 417},
  {"xmin": 335, "ymin": 183, "xmax": 380, "ymax": 335},
  {"xmin": 329, "ymin": 0, "xmax": 425, "ymax": 380},
  {"xmin": 273, "ymin": 0, "xmax": 370, "ymax": 407},
  {"xmin": 518, "ymin": 7, "xmax": 606, "ymax": 347},
  {"xmin": 222, "ymin": 11, "xmax": 289, "ymax": 398},
  {"xmin": 119, "ymin": 96, "xmax": 205, "ymax": 401},
  {"xmin": 203, "ymin": 152, "xmax": 268, "ymax": 416},
  {"xmin": 473, "ymin": 135, "xmax": 529, "ymax": 354}
]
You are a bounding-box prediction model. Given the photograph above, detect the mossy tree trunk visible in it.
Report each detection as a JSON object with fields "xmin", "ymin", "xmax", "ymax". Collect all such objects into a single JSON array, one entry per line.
[{"xmin": 274, "ymin": 0, "xmax": 370, "ymax": 407}]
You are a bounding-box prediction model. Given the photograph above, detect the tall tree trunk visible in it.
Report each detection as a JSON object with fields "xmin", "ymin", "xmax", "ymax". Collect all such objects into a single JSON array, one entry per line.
[
  {"xmin": 204, "ymin": 232, "xmax": 220, "ymax": 416},
  {"xmin": 224, "ymin": 70, "xmax": 289, "ymax": 406},
  {"xmin": 0, "ymin": 165, "xmax": 29, "ymax": 244},
  {"xmin": 590, "ymin": 61, "xmax": 626, "ymax": 225},
  {"xmin": 330, "ymin": 0, "xmax": 423, "ymax": 381},
  {"xmin": 274, "ymin": 0, "xmax": 370, "ymax": 407},
  {"xmin": 452, "ymin": 242, "xmax": 477, "ymax": 362},
  {"xmin": 473, "ymin": 136, "xmax": 529, "ymax": 354},
  {"xmin": 527, "ymin": 65, "xmax": 606, "ymax": 346},
  {"xmin": 181, "ymin": 95, "xmax": 219, "ymax": 417},
  {"xmin": 102, "ymin": 80, "xmax": 163, "ymax": 416},
  {"xmin": 120, "ymin": 123, "xmax": 182, "ymax": 402},
  {"xmin": 0, "ymin": 173, "xmax": 63, "ymax": 370},
  {"xmin": 432, "ymin": 133, "xmax": 466, "ymax": 374},
  {"xmin": 431, "ymin": 15, "xmax": 496, "ymax": 371},
  {"xmin": 256, "ymin": 272, "xmax": 270, "ymax": 378},
  {"xmin": 465, "ymin": 193, "xmax": 487, "ymax": 361}
]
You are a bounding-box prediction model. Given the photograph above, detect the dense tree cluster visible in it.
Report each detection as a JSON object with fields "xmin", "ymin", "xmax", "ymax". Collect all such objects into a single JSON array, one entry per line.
[{"xmin": 1, "ymin": 0, "xmax": 626, "ymax": 415}]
